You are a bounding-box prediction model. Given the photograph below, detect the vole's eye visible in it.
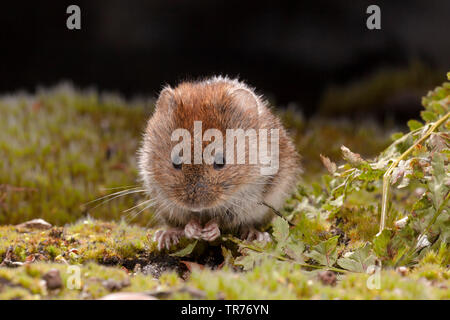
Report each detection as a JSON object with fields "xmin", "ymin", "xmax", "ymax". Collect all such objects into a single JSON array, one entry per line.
[
  {"xmin": 172, "ymin": 154, "xmax": 182, "ymax": 170},
  {"xmin": 173, "ymin": 162, "xmax": 182, "ymax": 170},
  {"xmin": 213, "ymin": 152, "xmax": 226, "ymax": 170}
]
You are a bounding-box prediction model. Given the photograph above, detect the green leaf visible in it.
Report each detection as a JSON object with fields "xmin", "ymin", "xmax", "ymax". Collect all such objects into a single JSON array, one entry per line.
[
  {"xmin": 391, "ymin": 132, "xmax": 404, "ymax": 141},
  {"xmin": 373, "ymin": 229, "xmax": 392, "ymax": 257},
  {"xmin": 429, "ymin": 153, "xmax": 447, "ymax": 209},
  {"xmin": 421, "ymin": 110, "xmax": 438, "ymax": 122},
  {"xmin": 170, "ymin": 240, "xmax": 198, "ymax": 257},
  {"xmin": 430, "ymin": 102, "xmax": 446, "ymax": 116},
  {"xmin": 235, "ymin": 250, "xmax": 261, "ymax": 271},
  {"xmin": 272, "ymin": 216, "xmax": 289, "ymax": 245},
  {"xmin": 221, "ymin": 246, "xmax": 235, "ymax": 266},
  {"xmin": 396, "ymin": 134, "xmax": 414, "ymax": 154},
  {"xmin": 284, "ymin": 241, "xmax": 305, "ymax": 262},
  {"xmin": 305, "ymin": 236, "xmax": 339, "ymax": 267},
  {"xmin": 337, "ymin": 243, "xmax": 376, "ymax": 273},
  {"xmin": 392, "ymin": 246, "xmax": 409, "ymax": 265},
  {"xmin": 407, "ymin": 119, "xmax": 423, "ymax": 131}
]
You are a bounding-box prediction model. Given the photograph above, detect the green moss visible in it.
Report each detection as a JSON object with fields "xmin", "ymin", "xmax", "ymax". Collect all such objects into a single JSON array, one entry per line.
[
  {"xmin": 0, "ymin": 262, "xmax": 159, "ymax": 300},
  {"xmin": 176, "ymin": 259, "xmax": 449, "ymax": 300},
  {"xmin": 0, "ymin": 219, "xmax": 158, "ymax": 267},
  {"xmin": 1, "ymin": 219, "xmax": 447, "ymax": 299},
  {"xmin": 0, "ymin": 86, "xmax": 154, "ymax": 226}
]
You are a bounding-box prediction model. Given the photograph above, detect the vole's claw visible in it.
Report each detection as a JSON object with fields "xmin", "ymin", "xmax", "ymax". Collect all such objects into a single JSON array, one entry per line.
[
  {"xmin": 201, "ymin": 220, "xmax": 221, "ymax": 241},
  {"xmin": 240, "ymin": 227, "xmax": 271, "ymax": 243},
  {"xmin": 154, "ymin": 228, "xmax": 183, "ymax": 250},
  {"xmin": 259, "ymin": 231, "xmax": 272, "ymax": 243},
  {"xmin": 184, "ymin": 219, "xmax": 203, "ymax": 239}
]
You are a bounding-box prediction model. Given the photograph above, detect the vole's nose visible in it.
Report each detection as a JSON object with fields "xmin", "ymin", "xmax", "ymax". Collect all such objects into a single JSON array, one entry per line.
[
  {"xmin": 192, "ymin": 182, "xmax": 207, "ymax": 193},
  {"xmin": 187, "ymin": 181, "xmax": 208, "ymax": 199}
]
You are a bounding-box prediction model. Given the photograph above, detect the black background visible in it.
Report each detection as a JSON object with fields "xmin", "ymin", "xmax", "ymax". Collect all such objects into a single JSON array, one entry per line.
[
  {"xmin": 1, "ymin": 0, "xmax": 449, "ymax": 117},
  {"xmin": 0, "ymin": 299, "xmax": 443, "ymax": 316}
]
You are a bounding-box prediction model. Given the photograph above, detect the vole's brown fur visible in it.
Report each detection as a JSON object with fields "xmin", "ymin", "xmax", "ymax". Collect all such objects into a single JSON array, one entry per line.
[{"xmin": 138, "ymin": 76, "xmax": 300, "ymax": 249}]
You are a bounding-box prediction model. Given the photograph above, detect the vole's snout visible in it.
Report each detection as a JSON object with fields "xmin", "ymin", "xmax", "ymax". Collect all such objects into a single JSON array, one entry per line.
[
  {"xmin": 193, "ymin": 182, "xmax": 208, "ymax": 193},
  {"xmin": 187, "ymin": 181, "xmax": 208, "ymax": 197},
  {"xmin": 181, "ymin": 179, "xmax": 219, "ymax": 211}
]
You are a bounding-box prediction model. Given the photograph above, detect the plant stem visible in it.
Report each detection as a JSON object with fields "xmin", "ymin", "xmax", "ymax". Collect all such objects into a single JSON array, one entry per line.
[{"xmin": 379, "ymin": 111, "xmax": 450, "ymax": 235}]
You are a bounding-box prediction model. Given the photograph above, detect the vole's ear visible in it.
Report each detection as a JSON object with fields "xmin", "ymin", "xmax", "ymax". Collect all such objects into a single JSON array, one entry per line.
[
  {"xmin": 156, "ymin": 86, "xmax": 176, "ymax": 112},
  {"xmin": 228, "ymin": 87, "xmax": 261, "ymax": 116}
]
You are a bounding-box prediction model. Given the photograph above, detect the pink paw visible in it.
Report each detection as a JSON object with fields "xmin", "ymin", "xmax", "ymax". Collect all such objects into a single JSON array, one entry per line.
[
  {"xmin": 184, "ymin": 219, "xmax": 203, "ymax": 240},
  {"xmin": 154, "ymin": 228, "xmax": 184, "ymax": 250},
  {"xmin": 201, "ymin": 220, "xmax": 221, "ymax": 241},
  {"xmin": 184, "ymin": 219, "xmax": 221, "ymax": 241},
  {"xmin": 240, "ymin": 227, "xmax": 271, "ymax": 243}
]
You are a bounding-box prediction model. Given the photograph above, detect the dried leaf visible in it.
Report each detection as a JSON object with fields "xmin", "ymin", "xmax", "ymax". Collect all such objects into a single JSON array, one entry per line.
[
  {"xmin": 16, "ymin": 218, "xmax": 52, "ymax": 230},
  {"xmin": 180, "ymin": 260, "xmax": 205, "ymax": 271},
  {"xmin": 391, "ymin": 159, "xmax": 413, "ymax": 188},
  {"xmin": 329, "ymin": 194, "xmax": 344, "ymax": 208},
  {"xmin": 428, "ymin": 133, "xmax": 449, "ymax": 152},
  {"xmin": 320, "ymin": 154, "xmax": 337, "ymax": 174},
  {"xmin": 395, "ymin": 216, "xmax": 409, "ymax": 229},
  {"xmin": 341, "ymin": 145, "xmax": 365, "ymax": 166},
  {"xmin": 415, "ymin": 234, "xmax": 431, "ymax": 250}
]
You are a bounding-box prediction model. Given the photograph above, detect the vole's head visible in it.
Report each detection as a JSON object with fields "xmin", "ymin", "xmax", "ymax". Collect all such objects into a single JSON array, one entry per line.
[{"xmin": 139, "ymin": 78, "xmax": 267, "ymax": 212}]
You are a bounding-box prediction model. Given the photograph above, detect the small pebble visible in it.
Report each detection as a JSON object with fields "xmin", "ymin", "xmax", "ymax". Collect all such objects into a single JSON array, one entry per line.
[
  {"xmin": 318, "ymin": 271, "xmax": 337, "ymax": 286},
  {"xmin": 16, "ymin": 218, "xmax": 52, "ymax": 230},
  {"xmin": 42, "ymin": 269, "xmax": 63, "ymax": 290},
  {"xmin": 99, "ymin": 292, "xmax": 157, "ymax": 300},
  {"xmin": 396, "ymin": 266, "xmax": 408, "ymax": 276}
]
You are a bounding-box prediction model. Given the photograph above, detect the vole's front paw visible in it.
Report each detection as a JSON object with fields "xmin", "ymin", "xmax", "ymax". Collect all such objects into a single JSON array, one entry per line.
[
  {"xmin": 240, "ymin": 227, "xmax": 271, "ymax": 243},
  {"xmin": 184, "ymin": 219, "xmax": 203, "ymax": 239},
  {"xmin": 201, "ymin": 220, "xmax": 221, "ymax": 241},
  {"xmin": 154, "ymin": 228, "xmax": 184, "ymax": 250}
]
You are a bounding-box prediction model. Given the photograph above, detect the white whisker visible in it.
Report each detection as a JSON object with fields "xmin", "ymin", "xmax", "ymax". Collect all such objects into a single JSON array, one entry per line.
[
  {"xmin": 88, "ymin": 189, "xmax": 146, "ymax": 210},
  {"xmin": 123, "ymin": 199, "xmax": 155, "ymax": 213},
  {"xmin": 85, "ymin": 187, "xmax": 145, "ymax": 205}
]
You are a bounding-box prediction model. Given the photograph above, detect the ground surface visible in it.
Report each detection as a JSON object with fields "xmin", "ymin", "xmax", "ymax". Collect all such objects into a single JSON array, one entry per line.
[{"xmin": 0, "ymin": 75, "xmax": 448, "ymax": 299}]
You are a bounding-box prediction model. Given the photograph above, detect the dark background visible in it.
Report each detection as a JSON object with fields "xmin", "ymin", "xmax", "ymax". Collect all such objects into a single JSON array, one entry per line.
[{"xmin": 1, "ymin": 0, "xmax": 449, "ymax": 119}]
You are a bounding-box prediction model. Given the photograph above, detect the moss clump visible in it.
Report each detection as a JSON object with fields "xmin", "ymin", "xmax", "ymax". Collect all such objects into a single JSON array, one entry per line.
[
  {"xmin": 0, "ymin": 218, "xmax": 157, "ymax": 266},
  {"xmin": 0, "ymin": 219, "xmax": 448, "ymax": 300},
  {"xmin": 175, "ymin": 259, "xmax": 449, "ymax": 300},
  {"xmin": 0, "ymin": 85, "xmax": 153, "ymax": 226},
  {"xmin": 0, "ymin": 262, "xmax": 159, "ymax": 300}
]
